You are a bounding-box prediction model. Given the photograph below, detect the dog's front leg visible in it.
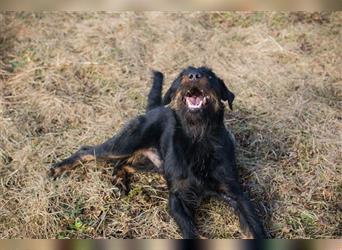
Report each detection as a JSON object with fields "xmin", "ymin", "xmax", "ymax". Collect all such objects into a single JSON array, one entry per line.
[
  {"xmin": 168, "ymin": 192, "xmax": 200, "ymax": 239},
  {"xmin": 219, "ymin": 181, "xmax": 267, "ymax": 239}
]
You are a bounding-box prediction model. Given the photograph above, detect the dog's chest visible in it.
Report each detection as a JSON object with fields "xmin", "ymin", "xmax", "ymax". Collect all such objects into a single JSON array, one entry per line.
[{"xmin": 184, "ymin": 140, "xmax": 215, "ymax": 178}]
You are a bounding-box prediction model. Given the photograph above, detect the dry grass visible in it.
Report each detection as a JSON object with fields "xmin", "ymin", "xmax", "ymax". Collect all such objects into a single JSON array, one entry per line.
[{"xmin": 0, "ymin": 11, "xmax": 341, "ymax": 239}]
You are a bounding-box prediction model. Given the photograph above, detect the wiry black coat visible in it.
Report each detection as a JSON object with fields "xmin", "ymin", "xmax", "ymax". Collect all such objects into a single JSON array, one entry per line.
[{"xmin": 49, "ymin": 67, "xmax": 267, "ymax": 239}]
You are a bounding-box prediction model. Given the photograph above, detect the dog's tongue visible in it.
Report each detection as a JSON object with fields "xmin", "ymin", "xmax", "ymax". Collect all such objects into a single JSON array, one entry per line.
[{"xmin": 188, "ymin": 96, "xmax": 201, "ymax": 105}]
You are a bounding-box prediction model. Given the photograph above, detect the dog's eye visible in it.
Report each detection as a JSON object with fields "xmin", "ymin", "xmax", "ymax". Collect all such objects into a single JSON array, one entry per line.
[{"xmin": 208, "ymin": 75, "xmax": 212, "ymax": 79}]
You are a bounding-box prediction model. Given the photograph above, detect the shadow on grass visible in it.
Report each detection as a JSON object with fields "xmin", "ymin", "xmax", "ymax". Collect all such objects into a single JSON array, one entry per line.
[{"xmin": 223, "ymin": 107, "xmax": 291, "ymax": 238}]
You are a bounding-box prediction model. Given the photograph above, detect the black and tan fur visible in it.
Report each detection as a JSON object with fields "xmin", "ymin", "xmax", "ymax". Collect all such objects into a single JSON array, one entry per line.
[{"xmin": 49, "ymin": 67, "xmax": 267, "ymax": 239}]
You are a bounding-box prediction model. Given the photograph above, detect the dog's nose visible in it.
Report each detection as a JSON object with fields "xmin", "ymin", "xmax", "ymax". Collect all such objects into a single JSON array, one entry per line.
[{"xmin": 188, "ymin": 71, "xmax": 202, "ymax": 81}]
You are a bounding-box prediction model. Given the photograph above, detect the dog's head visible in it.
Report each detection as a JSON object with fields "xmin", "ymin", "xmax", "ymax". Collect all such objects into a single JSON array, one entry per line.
[{"xmin": 164, "ymin": 66, "xmax": 235, "ymax": 113}]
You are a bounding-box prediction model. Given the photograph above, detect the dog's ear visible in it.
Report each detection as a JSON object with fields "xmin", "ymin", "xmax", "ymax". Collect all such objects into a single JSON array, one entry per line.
[
  {"xmin": 163, "ymin": 74, "xmax": 182, "ymax": 105},
  {"xmin": 218, "ymin": 78, "xmax": 235, "ymax": 110}
]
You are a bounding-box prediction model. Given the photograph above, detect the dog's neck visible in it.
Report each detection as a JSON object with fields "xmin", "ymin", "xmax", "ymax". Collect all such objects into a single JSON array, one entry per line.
[{"xmin": 176, "ymin": 108, "xmax": 224, "ymax": 141}]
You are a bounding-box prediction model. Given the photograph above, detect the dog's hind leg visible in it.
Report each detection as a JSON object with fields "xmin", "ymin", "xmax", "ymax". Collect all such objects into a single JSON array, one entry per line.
[
  {"xmin": 49, "ymin": 111, "xmax": 165, "ymax": 178},
  {"xmin": 108, "ymin": 70, "xmax": 164, "ymax": 186},
  {"xmin": 49, "ymin": 145, "xmax": 163, "ymax": 179},
  {"xmin": 48, "ymin": 144, "xmax": 131, "ymax": 179}
]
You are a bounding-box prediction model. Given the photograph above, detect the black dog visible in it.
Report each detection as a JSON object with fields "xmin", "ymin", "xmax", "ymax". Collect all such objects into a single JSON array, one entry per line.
[{"xmin": 49, "ymin": 66, "xmax": 267, "ymax": 239}]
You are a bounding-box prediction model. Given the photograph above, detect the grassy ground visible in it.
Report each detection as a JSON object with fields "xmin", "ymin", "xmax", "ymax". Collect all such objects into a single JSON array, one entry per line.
[{"xmin": 0, "ymin": 12, "xmax": 341, "ymax": 239}]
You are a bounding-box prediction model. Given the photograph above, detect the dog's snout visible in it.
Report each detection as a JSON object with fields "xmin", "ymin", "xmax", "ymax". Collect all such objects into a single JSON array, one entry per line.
[{"xmin": 188, "ymin": 71, "xmax": 202, "ymax": 81}]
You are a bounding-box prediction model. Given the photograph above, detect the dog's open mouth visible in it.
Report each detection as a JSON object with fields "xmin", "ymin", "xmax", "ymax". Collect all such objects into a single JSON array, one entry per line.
[{"xmin": 184, "ymin": 89, "xmax": 208, "ymax": 110}]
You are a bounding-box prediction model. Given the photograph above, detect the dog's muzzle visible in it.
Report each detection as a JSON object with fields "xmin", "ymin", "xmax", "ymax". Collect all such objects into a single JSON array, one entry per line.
[{"xmin": 183, "ymin": 87, "xmax": 209, "ymax": 111}]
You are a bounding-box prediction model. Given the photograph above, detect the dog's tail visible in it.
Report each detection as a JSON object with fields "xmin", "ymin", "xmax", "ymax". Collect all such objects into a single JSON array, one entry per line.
[{"xmin": 146, "ymin": 70, "xmax": 164, "ymax": 111}]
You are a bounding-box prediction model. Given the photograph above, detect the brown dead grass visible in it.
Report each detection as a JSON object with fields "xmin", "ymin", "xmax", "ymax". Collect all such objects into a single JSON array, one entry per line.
[{"xmin": 0, "ymin": 11, "xmax": 341, "ymax": 239}]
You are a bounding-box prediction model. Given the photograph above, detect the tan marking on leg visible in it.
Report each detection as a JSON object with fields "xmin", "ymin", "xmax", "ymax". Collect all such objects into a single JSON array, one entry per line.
[
  {"xmin": 113, "ymin": 169, "xmax": 126, "ymax": 180},
  {"xmin": 80, "ymin": 154, "xmax": 95, "ymax": 162},
  {"xmin": 48, "ymin": 162, "xmax": 77, "ymax": 178},
  {"xmin": 126, "ymin": 151, "xmax": 144, "ymax": 165},
  {"xmin": 111, "ymin": 165, "xmax": 135, "ymax": 194},
  {"xmin": 105, "ymin": 154, "xmax": 132, "ymax": 160},
  {"xmin": 122, "ymin": 165, "xmax": 136, "ymax": 174},
  {"xmin": 49, "ymin": 153, "xmax": 96, "ymax": 178}
]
